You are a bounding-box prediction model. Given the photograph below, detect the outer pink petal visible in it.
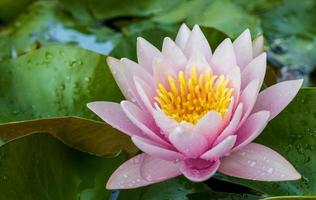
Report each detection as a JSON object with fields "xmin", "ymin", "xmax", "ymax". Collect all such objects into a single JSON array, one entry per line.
[
  {"xmin": 140, "ymin": 154, "xmax": 181, "ymax": 184},
  {"xmin": 152, "ymin": 108, "xmax": 178, "ymax": 135},
  {"xmin": 233, "ymin": 29, "xmax": 253, "ymax": 69},
  {"xmin": 184, "ymin": 25, "xmax": 212, "ymax": 63},
  {"xmin": 252, "ymin": 35, "xmax": 264, "ymax": 57},
  {"xmin": 175, "ymin": 23, "xmax": 191, "ymax": 50},
  {"xmin": 238, "ymin": 79, "xmax": 260, "ymax": 128},
  {"xmin": 211, "ymin": 38, "xmax": 237, "ymax": 76},
  {"xmin": 214, "ymin": 103, "xmax": 243, "ymax": 145},
  {"xmin": 121, "ymin": 101, "xmax": 169, "ymax": 146},
  {"xmin": 120, "ymin": 58, "xmax": 154, "ymax": 111},
  {"xmin": 162, "ymin": 37, "xmax": 187, "ymax": 71},
  {"xmin": 169, "ymin": 122, "xmax": 208, "ymax": 158},
  {"xmin": 121, "ymin": 58, "xmax": 154, "ymax": 85},
  {"xmin": 137, "ymin": 37, "xmax": 162, "ymax": 74},
  {"xmin": 87, "ymin": 102, "xmax": 142, "ymax": 137},
  {"xmin": 219, "ymin": 143, "xmax": 301, "ymax": 181},
  {"xmin": 131, "ymin": 136, "xmax": 184, "ymax": 162},
  {"xmin": 201, "ymin": 136, "xmax": 237, "ymax": 160},
  {"xmin": 180, "ymin": 159, "xmax": 220, "ymax": 182},
  {"xmin": 193, "ymin": 111, "xmax": 222, "ymax": 143},
  {"xmin": 234, "ymin": 111, "xmax": 270, "ymax": 151},
  {"xmin": 241, "ymin": 53, "xmax": 267, "ymax": 90},
  {"xmin": 107, "ymin": 57, "xmax": 134, "ymax": 101},
  {"xmin": 252, "ymin": 79, "xmax": 303, "ymax": 121},
  {"xmin": 106, "ymin": 154, "xmax": 181, "ymax": 189}
]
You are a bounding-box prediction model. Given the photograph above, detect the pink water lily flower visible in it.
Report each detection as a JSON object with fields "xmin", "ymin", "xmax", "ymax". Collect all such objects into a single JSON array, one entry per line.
[{"xmin": 88, "ymin": 24, "xmax": 302, "ymax": 189}]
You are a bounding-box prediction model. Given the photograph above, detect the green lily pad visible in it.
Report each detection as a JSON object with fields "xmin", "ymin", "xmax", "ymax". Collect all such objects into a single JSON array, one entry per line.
[
  {"xmin": 215, "ymin": 88, "xmax": 316, "ymax": 195},
  {"xmin": 0, "ymin": 117, "xmax": 138, "ymax": 156},
  {"xmin": 0, "ymin": 133, "xmax": 125, "ymax": 199},
  {"xmin": 0, "ymin": 44, "xmax": 123, "ymax": 123}
]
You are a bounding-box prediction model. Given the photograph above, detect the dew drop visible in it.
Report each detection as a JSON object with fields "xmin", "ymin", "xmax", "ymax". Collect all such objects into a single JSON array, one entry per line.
[{"xmin": 249, "ymin": 161, "xmax": 256, "ymax": 167}]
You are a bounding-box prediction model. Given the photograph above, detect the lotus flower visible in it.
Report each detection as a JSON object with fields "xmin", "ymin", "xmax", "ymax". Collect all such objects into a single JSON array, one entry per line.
[{"xmin": 87, "ymin": 24, "xmax": 302, "ymax": 189}]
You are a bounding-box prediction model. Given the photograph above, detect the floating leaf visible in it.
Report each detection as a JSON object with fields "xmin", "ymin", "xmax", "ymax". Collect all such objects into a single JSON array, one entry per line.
[
  {"xmin": 0, "ymin": 44, "xmax": 123, "ymax": 123},
  {"xmin": 0, "ymin": 117, "xmax": 137, "ymax": 156},
  {"xmin": 0, "ymin": 133, "xmax": 125, "ymax": 199}
]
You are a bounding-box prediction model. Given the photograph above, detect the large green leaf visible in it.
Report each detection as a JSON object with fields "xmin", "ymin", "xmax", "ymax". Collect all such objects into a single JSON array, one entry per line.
[
  {"xmin": 215, "ymin": 88, "xmax": 316, "ymax": 195},
  {"xmin": 0, "ymin": 117, "xmax": 137, "ymax": 156},
  {"xmin": 0, "ymin": 133, "xmax": 125, "ymax": 199},
  {"xmin": 0, "ymin": 44, "xmax": 123, "ymax": 123}
]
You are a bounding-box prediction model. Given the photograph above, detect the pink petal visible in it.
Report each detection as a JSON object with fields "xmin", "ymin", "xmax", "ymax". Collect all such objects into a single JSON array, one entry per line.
[
  {"xmin": 201, "ymin": 135, "xmax": 237, "ymax": 160},
  {"xmin": 238, "ymin": 79, "xmax": 260, "ymax": 128},
  {"xmin": 241, "ymin": 53, "xmax": 267, "ymax": 90},
  {"xmin": 184, "ymin": 25, "xmax": 212, "ymax": 63},
  {"xmin": 169, "ymin": 122, "xmax": 208, "ymax": 158},
  {"xmin": 107, "ymin": 57, "xmax": 134, "ymax": 101},
  {"xmin": 106, "ymin": 154, "xmax": 181, "ymax": 189},
  {"xmin": 193, "ymin": 111, "xmax": 222, "ymax": 143},
  {"xmin": 87, "ymin": 102, "xmax": 142, "ymax": 137},
  {"xmin": 211, "ymin": 38, "xmax": 237, "ymax": 76},
  {"xmin": 140, "ymin": 154, "xmax": 181, "ymax": 184},
  {"xmin": 137, "ymin": 37, "xmax": 162, "ymax": 74},
  {"xmin": 252, "ymin": 35, "xmax": 264, "ymax": 57},
  {"xmin": 162, "ymin": 37, "xmax": 187, "ymax": 71},
  {"xmin": 219, "ymin": 143, "xmax": 301, "ymax": 181},
  {"xmin": 234, "ymin": 111, "xmax": 270, "ymax": 151},
  {"xmin": 175, "ymin": 23, "xmax": 191, "ymax": 50},
  {"xmin": 134, "ymin": 77, "xmax": 156, "ymax": 113},
  {"xmin": 233, "ymin": 29, "xmax": 253, "ymax": 69},
  {"xmin": 132, "ymin": 136, "xmax": 184, "ymax": 162},
  {"xmin": 215, "ymin": 103, "xmax": 243, "ymax": 145},
  {"xmin": 120, "ymin": 58, "xmax": 154, "ymax": 111},
  {"xmin": 252, "ymin": 79, "xmax": 303, "ymax": 120},
  {"xmin": 180, "ymin": 159, "xmax": 220, "ymax": 182},
  {"xmin": 152, "ymin": 108, "xmax": 178, "ymax": 135},
  {"xmin": 185, "ymin": 51, "xmax": 212, "ymax": 74},
  {"xmin": 121, "ymin": 101, "xmax": 169, "ymax": 146}
]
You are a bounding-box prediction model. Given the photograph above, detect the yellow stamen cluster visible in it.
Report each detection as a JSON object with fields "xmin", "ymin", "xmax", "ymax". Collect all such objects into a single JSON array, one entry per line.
[{"xmin": 155, "ymin": 67, "xmax": 233, "ymax": 124}]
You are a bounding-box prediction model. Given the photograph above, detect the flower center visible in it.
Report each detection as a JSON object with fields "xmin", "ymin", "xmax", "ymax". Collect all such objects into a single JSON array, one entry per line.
[{"xmin": 154, "ymin": 67, "xmax": 233, "ymax": 124}]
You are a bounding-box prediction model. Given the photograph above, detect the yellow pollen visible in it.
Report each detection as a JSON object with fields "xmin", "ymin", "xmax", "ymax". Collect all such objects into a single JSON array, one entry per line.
[{"xmin": 155, "ymin": 67, "xmax": 233, "ymax": 124}]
